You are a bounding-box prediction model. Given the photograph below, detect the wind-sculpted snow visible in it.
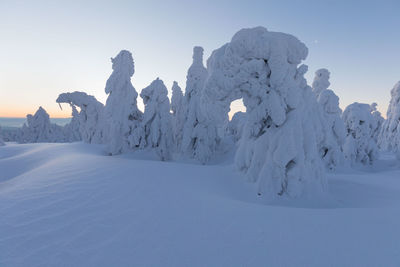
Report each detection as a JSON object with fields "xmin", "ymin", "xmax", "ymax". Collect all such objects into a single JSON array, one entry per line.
[
  {"xmin": 379, "ymin": 81, "xmax": 400, "ymax": 158},
  {"xmin": 56, "ymin": 91, "xmax": 105, "ymax": 143},
  {"xmin": 181, "ymin": 46, "xmax": 211, "ymax": 163},
  {"xmin": 312, "ymin": 69, "xmax": 346, "ymax": 170},
  {"xmin": 200, "ymin": 27, "xmax": 326, "ymax": 197},
  {"xmin": 171, "ymin": 81, "xmax": 185, "ymax": 150},
  {"xmin": 140, "ymin": 78, "xmax": 173, "ymax": 160},
  {"xmin": 104, "ymin": 50, "xmax": 143, "ymax": 155},
  {"xmin": 16, "ymin": 107, "xmax": 67, "ymax": 143},
  {"xmin": 342, "ymin": 103, "xmax": 379, "ymax": 165}
]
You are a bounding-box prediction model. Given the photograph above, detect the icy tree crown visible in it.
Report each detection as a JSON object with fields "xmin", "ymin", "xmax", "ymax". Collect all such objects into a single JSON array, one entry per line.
[{"xmin": 105, "ymin": 50, "xmax": 135, "ymax": 95}]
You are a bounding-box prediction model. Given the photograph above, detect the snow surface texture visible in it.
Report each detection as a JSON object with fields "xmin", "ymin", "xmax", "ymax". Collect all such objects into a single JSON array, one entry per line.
[
  {"xmin": 1, "ymin": 143, "xmax": 400, "ymax": 266},
  {"xmin": 104, "ymin": 50, "xmax": 143, "ymax": 155},
  {"xmin": 171, "ymin": 81, "xmax": 185, "ymax": 151},
  {"xmin": 342, "ymin": 102, "xmax": 379, "ymax": 166},
  {"xmin": 181, "ymin": 46, "xmax": 212, "ymax": 163},
  {"xmin": 312, "ymin": 68, "xmax": 346, "ymax": 170},
  {"xmin": 201, "ymin": 27, "xmax": 326, "ymax": 197},
  {"xmin": 140, "ymin": 78, "xmax": 173, "ymax": 160},
  {"xmin": 15, "ymin": 107, "xmax": 67, "ymax": 143},
  {"xmin": 57, "ymin": 91, "xmax": 105, "ymax": 143},
  {"xmin": 379, "ymin": 81, "xmax": 400, "ymax": 158}
]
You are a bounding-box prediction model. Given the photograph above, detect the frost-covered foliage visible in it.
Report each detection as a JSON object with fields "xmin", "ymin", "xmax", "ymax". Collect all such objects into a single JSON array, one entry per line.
[
  {"xmin": 140, "ymin": 78, "xmax": 173, "ymax": 160},
  {"xmin": 228, "ymin": 112, "xmax": 246, "ymax": 142},
  {"xmin": 181, "ymin": 46, "xmax": 211, "ymax": 163},
  {"xmin": 342, "ymin": 103, "xmax": 379, "ymax": 165},
  {"xmin": 312, "ymin": 68, "xmax": 330, "ymax": 98},
  {"xmin": 171, "ymin": 81, "xmax": 185, "ymax": 150},
  {"xmin": 370, "ymin": 103, "xmax": 384, "ymax": 143},
  {"xmin": 16, "ymin": 107, "xmax": 66, "ymax": 143},
  {"xmin": 312, "ymin": 69, "xmax": 346, "ymax": 170},
  {"xmin": 201, "ymin": 27, "xmax": 326, "ymax": 197},
  {"xmin": 379, "ymin": 81, "xmax": 400, "ymax": 158},
  {"xmin": 104, "ymin": 50, "xmax": 143, "ymax": 155},
  {"xmin": 57, "ymin": 91, "xmax": 105, "ymax": 143}
]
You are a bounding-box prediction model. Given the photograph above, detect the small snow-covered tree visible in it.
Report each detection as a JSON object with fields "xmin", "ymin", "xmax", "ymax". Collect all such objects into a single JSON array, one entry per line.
[
  {"xmin": 200, "ymin": 27, "xmax": 326, "ymax": 197},
  {"xmin": 312, "ymin": 68, "xmax": 346, "ymax": 170},
  {"xmin": 16, "ymin": 106, "xmax": 65, "ymax": 143},
  {"xmin": 312, "ymin": 68, "xmax": 331, "ymax": 98},
  {"xmin": 370, "ymin": 103, "xmax": 384, "ymax": 143},
  {"xmin": 379, "ymin": 81, "xmax": 400, "ymax": 158},
  {"xmin": 171, "ymin": 81, "xmax": 185, "ymax": 150},
  {"xmin": 57, "ymin": 91, "xmax": 105, "ymax": 143},
  {"xmin": 181, "ymin": 46, "xmax": 210, "ymax": 162},
  {"xmin": 227, "ymin": 112, "xmax": 246, "ymax": 142},
  {"xmin": 140, "ymin": 78, "xmax": 173, "ymax": 161},
  {"xmin": 342, "ymin": 102, "xmax": 379, "ymax": 165},
  {"xmin": 62, "ymin": 105, "xmax": 81, "ymax": 142},
  {"xmin": 104, "ymin": 50, "xmax": 143, "ymax": 155}
]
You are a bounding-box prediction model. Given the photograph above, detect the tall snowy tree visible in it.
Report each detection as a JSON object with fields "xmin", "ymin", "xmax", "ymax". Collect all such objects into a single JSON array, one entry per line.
[
  {"xmin": 57, "ymin": 91, "xmax": 105, "ymax": 143},
  {"xmin": 200, "ymin": 27, "xmax": 326, "ymax": 197},
  {"xmin": 16, "ymin": 106, "xmax": 66, "ymax": 143},
  {"xmin": 181, "ymin": 46, "xmax": 210, "ymax": 163},
  {"xmin": 379, "ymin": 81, "xmax": 400, "ymax": 158},
  {"xmin": 312, "ymin": 68, "xmax": 346, "ymax": 170},
  {"xmin": 370, "ymin": 103, "xmax": 384, "ymax": 143},
  {"xmin": 104, "ymin": 50, "xmax": 143, "ymax": 155},
  {"xmin": 342, "ymin": 102, "xmax": 379, "ymax": 166},
  {"xmin": 140, "ymin": 78, "xmax": 173, "ymax": 161},
  {"xmin": 171, "ymin": 81, "xmax": 185, "ymax": 150}
]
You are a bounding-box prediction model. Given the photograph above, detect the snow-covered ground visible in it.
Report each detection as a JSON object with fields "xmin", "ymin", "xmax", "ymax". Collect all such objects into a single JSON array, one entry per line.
[{"xmin": 1, "ymin": 142, "xmax": 400, "ymax": 267}]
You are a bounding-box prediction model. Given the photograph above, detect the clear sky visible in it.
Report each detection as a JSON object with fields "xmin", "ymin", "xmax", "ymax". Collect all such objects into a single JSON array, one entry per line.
[{"xmin": 1, "ymin": 0, "xmax": 399, "ymax": 118}]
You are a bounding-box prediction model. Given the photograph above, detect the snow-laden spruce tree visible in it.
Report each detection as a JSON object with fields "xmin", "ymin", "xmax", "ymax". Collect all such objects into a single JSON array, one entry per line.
[
  {"xmin": 370, "ymin": 103, "xmax": 384, "ymax": 143},
  {"xmin": 312, "ymin": 68, "xmax": 346, "ymax": 170},
  {"xmin": 62, "ymin": 105, "xmax": 81, "ymax": 142},
  {"xmin": 379, "ymin": 81, "xmax": 400, "ymax": 158},
  {"xmin": 342, "ymin": 102, "xmax": 379, "ymax": 165},
  {"xmin": 181, "ymin": 46, "xmax": 211, "ymax": 162},
  {"xmin": 140, "ymin": 78, "xmax": 173, "ymax": 160},
  {"xmin": 104, "ymin": 50, "xmax": 143, "ymax": 155},
  {"xmin": 16, "ymin": 106, "xmax": 65, "ymax": 143},
  {"xmin": 171, "ymin": 81, "xmax": 185, "ymax": 150},
  {"xmin": 227, "ymin": 112, "xmax": 246, "ymax": 142},
  {"xmin": 57, "ymin": 91, "xmax": 105, "ymax": 143},
  {"xmin": 312, "ymin": 68, "xmax": 331, "ymax": 98},
  {"xmin": 200, "ymin": 27, "xmax": 326, "ymax": 197}
]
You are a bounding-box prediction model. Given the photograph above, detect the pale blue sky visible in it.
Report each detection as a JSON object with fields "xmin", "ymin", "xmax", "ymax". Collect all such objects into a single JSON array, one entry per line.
[{"xmin": 0, "ymin": 0, "xmax": 399, "ymax": 117}]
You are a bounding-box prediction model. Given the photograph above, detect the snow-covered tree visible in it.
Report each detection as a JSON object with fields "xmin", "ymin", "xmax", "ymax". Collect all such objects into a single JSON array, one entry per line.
[
  {"xmin": 62, "ymin": 105, "xmax": 81, "ymax": 142},
  {"xmin": 181, "ymin": 46, "xmax": 210, "ymax": 163},
  {"xmin": 342, "ymin": 102, "xmax": 379, "ymax": 166},
  {"xmin": 56, "ymin": 91, "xmax": 105, "ymax": 143},
  {"xmin": 312, "ymin": 68, "xmax": 330, "ymax": 98},
  {"xmin": 370, "ymin": 103, "xmax": 384, "ymax": 143},
  {"xmin": 16, "ymin": 106, "xmax": 66, "ymax": 143},
  {"xmin": 140, "ymin": 78, "xmax": 173, "ymax": 161},
  {"xmin": 200, "ymin": 27, "xmax": 326, "ymax": 197},
  {"xmin": 171, "ymin": 81, "xmax": 185, "ymax": 150},
  {"xmin": 312, "ymin": 68, "xmax": 346, "ymax": 170},
  {"xmin": 104, "ymin": 50, "xmax": 143, "ymax": 155},
  {"xmin": 227, "ymin": 112, "xmax": 246, "ymax": 142},
  {"xmin": 379, "ymin": 81, "xmax": 400, "ymax": 158}
]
